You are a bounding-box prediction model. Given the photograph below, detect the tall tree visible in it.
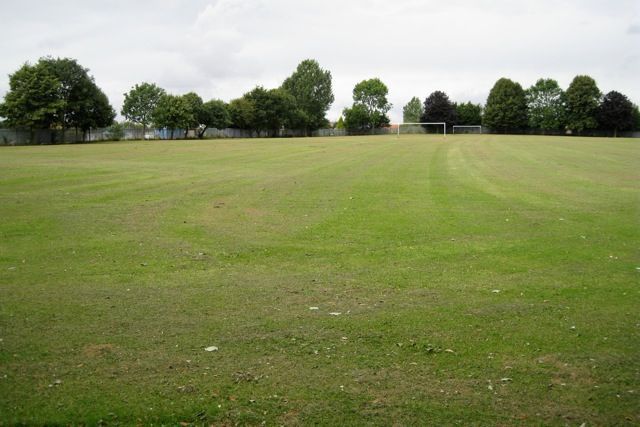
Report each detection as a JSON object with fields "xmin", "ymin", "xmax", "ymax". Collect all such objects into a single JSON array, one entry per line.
[
  {"xmin": 421, "ymin": 91, "xmax": 457, "ymax": 128},
  {"xmin": 347, "ymin": 78, "xmax": 392, "ymax": 130},
  {"xmin": 402, "ymin": 97, "xmax": 423, "ymax": 123},
  {"xmin": 483, "ymin": 78, "xmax": 528, "ymax": 131},
  {"xmin": 281, "ymin": 59, "xmax": 334, "ymax": 133},
  {"xmin": 597, "ymin": 91, "xmax": 635, "ymax": 137},
  {"xmin": 76, "ymin": 85, "xmax": 115, "ymax": 138},
  {"xmin": 456, "ymin": 102, "xmax": 483, "ymax": 125},
  {"xmin": 0, "ymin": 61, "xmax": 63, "ymax": 130},
  {"xmin": 565, "ymin": 75, "xmax": 601, "ymax": 133},
  {"xmin": 181, "ymin": 92, "xmax": 204, "ymax": 138},
  {"xmin": 228, "ymin": 97, "xmax": 255, "ymax": 130},
  {"xmin": 122, "ymin": 82, "xmax": 166, "ymax": 138},
  {"xmin": 152, "ymin": 94, "xmax": 193, "ymax": 139},
  {"xmin": 198, "ymin": 99, "xmax": 231, "ymax": 138},
  {"xmin": 39, "ymin": 57, "xmax": 108, "ymax": 132},
  {"xmin": 525, "ymin": 78, "xmax": 565, "ymax": 131}
]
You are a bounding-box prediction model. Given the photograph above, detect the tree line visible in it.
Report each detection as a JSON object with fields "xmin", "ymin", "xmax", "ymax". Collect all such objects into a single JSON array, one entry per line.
[
  {"xmin": 1, "ymin": 56, "xmax": 639, "ymax": 140},
  {"xmin": 402, "ymin": 76, "xmax": 640, "ymax": 136}
]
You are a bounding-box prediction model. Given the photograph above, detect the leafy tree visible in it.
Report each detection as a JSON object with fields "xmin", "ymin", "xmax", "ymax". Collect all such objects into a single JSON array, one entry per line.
[
  {"xmin": 525, "ymin": 78, "xmax": 565, "ymax": 131},
  {"xmin": 421, "ymin": 91, "xmax": 457, "ymax": 127},
  {"xmin": 181, "ymin": 92, "xmax": 204, "ymax": 138},
  {"xmin": 77, "ymin": 85, "xmax": 115, "ymax": 137},
  {"xmin": 335, "ymin": 116, "xmax": 345, "ymax": 129},
  {"xmin": 633, "ymin": 105, "xmax": 640, "ymax": 131},
  {"xmin": 281, "ymin": 59, "xmax": 334, "ymax": 133},
  {"xmin": 242, "ymin": 86, "xmax": 296, "ymax": 135},
  {"xmin": 229, "ymin": 97, "xmax": 255, "ymax": 130},
  {"xmin": 456, "ymin": 102, "xmax": 483, "ymax": 125},
  {"xmin": 347, "ymin": 78, "xmax": 392, "ymax": 130},
  {"xmin": 198, "ymin": 99, "xmax": 231, "ymax": 138},
  {"xmin": 0, "ymin": 57, "xmax": 114, "ymax": 141},
  {"xmin": 122, "ymin": 83, "xmax": 166, "ymax": 137},
  {"xmin": 402, "ymin": 97, "xmax": 423, "ymax": 123},
  {"xmin": 152, "ymin": 94, "xmax": 193, "ymax": 139},
  {"xmin": 342, "ymin": 104, "xmax": 371, "ymax": 131},
  {"xmin": 39, "ymin": 57, "xmax": 112, "ymax": 133},
  {"xmin": 0, "ymin": 61, "xmax": 63, "ymax": 129},
  {"xmin": 483, "ymin": 78, "xmax": 528, "ymax": 131},
  {"xmin": 597, "ymin": 91, "xmax": 635, "ymax": 137},
  {"xmin": 565, "ymin": 75, "xmax": 601, "ymax": 133}
]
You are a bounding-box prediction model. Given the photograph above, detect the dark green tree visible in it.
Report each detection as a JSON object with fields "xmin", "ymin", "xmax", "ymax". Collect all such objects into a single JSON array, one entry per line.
[
  {"xmin": 76, "ymin": 84, "xmax": 115, "ymax": 138},
  {"xmin": 633, "ymin": 105, "xmax": 640, "ymax": 131},
  {"xmin": 243, "ymin": 86, "xmax": 296, "ymax": 135},
  {"xmin": 525, "ymin": 78, "xmax": 565, "ymax": 131},
  {"xmin": 39, "ymin": 57, "xmax": 112, "ymax": 133},
  {"xmin": 228, "ymin": 97, "xmax": 255, "ymax": 130},
  {"xmin": 421, "ymin": 91, "xmax": 457, "ymax": 127},
  {"xmin": 122, "ymin": 82, "xmax": 166, "ymax": 137},
  {"xmin": 152, "ymin": 94, "xmax": 193, "ymax": 139},
  {"xmin": 281, "ymin": 59, "xmax": 334, "ymax": 133},
  {"xmin": 198, "ymin": 99, "xmax": 231, "ymax": 138},
  {"xmin": 0, "ymin": 61, "xmax": 63, "ymax": 130},
  {"xmin": 483, "ymin": 78, "xmax": 528, "ymax": 131},
  {"xmin": 402, "ymin": 96, "xmax": 423, "ymax": 123},
  {"xmin": 455, "ymin": 102, "xmax": 483, "ymax": 125},
  {"xmin": 181, "ymin": 92, "xmax": 204, "ymax": 138},
  {"xmin": 565, "ymin": 75, "xmax": 601, "ymax": 133},
  {"xmin": 597, "ymin": 91, "xmax": 635, "ymax": 137}
]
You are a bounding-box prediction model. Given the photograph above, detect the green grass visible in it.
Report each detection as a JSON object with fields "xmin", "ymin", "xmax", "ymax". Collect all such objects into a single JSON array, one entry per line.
[{"xmin": 0, "ymin": 134, "xmax": 638, "ymax": 425}]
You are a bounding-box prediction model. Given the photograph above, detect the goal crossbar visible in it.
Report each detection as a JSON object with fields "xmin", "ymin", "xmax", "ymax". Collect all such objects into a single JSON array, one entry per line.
[{"xmin": 396, "ymin": 122, "xmax": 447, "ymax": 137}]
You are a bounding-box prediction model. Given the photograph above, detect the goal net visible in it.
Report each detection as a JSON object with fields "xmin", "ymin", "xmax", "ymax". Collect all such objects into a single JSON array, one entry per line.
[
  {"xmin": 396, "ymin": 122, "xmax": 447, "ymax": 136},
  {"xmin": 452, "ymin": 125, "xmax": 482, "ymax": 134}
]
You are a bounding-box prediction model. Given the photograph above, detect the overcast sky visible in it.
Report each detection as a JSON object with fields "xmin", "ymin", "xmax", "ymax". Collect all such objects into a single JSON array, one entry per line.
[{"xmin": 1, "ymin": 0, "xmax": 638, "ymax": 123}]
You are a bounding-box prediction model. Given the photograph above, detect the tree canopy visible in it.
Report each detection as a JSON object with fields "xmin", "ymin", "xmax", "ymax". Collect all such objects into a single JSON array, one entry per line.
[
  {"xmin": 122, "ymin": 82, "xmax": 166, "ymax": 135},
  {"xmin": 0, "ymin": 61, "xmax": 63, "ymax": 129},
  {"xmin": 455, "ymin": 102, "xmax": 483, "ymax": 125},
  {"xmin": 483, "ymin": 78, "xmax": 528, "ymax": 131},
  {"xmin": 281, "ymin": 59, "xmax": 334, "ymax": 132},
  {"xmin": 242, "ymin": 86, "xmax": 296, "ymax": 135},
  {"xmin": 597, "ymin": 91, "xmax": 635, "ymax": 136},
  {"xmin": 0, "ymin": 57, "xmax": 114, "ymax": 135},
  {"xmin": 402, "ymin": 97, "xmax": 423, "ymax": 123},
  {"xmin": 565, "ymin": 75, "xmax": 601, "ymax": 133},
  {"xmin": 343, "ymin": 78, "xmax": 392, "ymax": 130},
  {"xmin": 198, "ymin": 99, "xmax": 231, "ymax": 138},
  {"xmin": 152, "ymin": 94, "xmax": 193, "ymax": 139},
  {"xmin": 525, "ymin": 78, "xmax": 565, "ymax": 131},
  {"xmin": 421, "ymin": 91, "xmax": 457, "ymax": 127}
]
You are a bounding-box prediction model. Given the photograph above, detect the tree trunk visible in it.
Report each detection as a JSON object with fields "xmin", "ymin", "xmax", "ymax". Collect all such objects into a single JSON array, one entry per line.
[
  {"xmin": 614, "ymin": 128, "xmax": 617, "ymax": 138},
  {"xmin": 170, "ymin": 129, "xmax": 175, "ymax": 140},
  {"xmin": 143, "ymin": 123, "xmax": 147, "ymax": 141},
  {"xmin": 198, "ymin": 127, "xmax": 207, "ymax": 139}
]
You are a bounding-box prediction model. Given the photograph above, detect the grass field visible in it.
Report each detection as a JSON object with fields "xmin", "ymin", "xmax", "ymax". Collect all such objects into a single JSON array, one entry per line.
[{"xmin": 0, "ymin": 134, "xmax": 638, "ymax": 425}]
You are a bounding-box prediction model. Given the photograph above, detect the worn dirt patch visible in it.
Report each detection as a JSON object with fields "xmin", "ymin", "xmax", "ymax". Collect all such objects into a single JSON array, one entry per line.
[{"xmin": 83, "ymin": 343, "xmax": 115, "ymax": 358}]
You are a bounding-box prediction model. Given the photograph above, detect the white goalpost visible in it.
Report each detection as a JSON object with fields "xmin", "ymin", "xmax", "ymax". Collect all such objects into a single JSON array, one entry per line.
[
  {"xmin": 452, "ymin": 125, "xmax": 482, "ymax": 134},
  {"xmin": 396, "ymin": 122, "xmax": 447, "ymax": 137}
]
